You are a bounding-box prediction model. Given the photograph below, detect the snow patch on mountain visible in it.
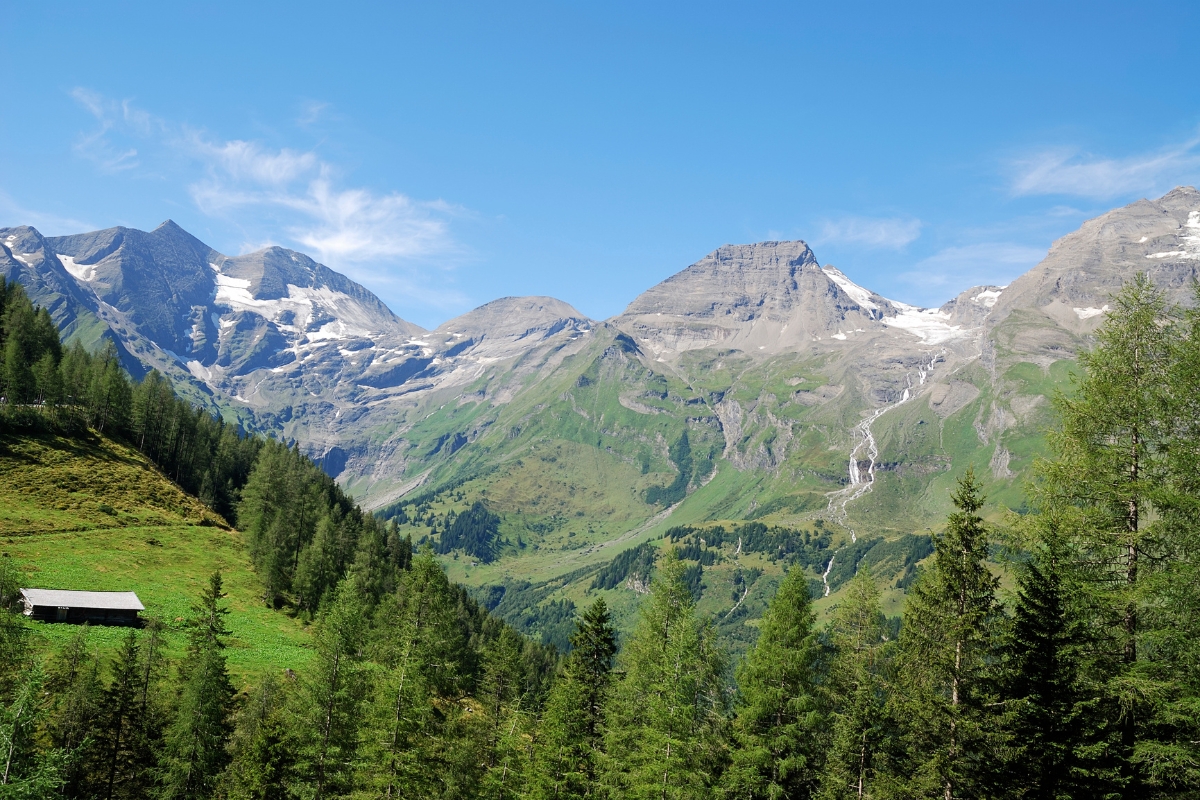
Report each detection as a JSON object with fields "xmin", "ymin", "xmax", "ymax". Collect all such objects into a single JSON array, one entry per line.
[
  {"xmin": 1073, "ymin": 305, "xmax": 1109, "ymax": 320},
  {"xmin": 972, "ymin": 288, "xmax": 1003, "ymax": 307},
  {"xmin": 822, "ymin": 265, "xmax": 879, "ymax": 312},
  {"xmin": 57, "ymin": 254, "xmax": 97, "ymax": 282},
  {"xmin": 884, "ymin": 304, "xmax": 968, "ymax": 344}
]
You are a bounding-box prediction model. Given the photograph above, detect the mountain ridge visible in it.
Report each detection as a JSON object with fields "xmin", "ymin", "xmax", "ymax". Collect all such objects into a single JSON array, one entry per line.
[{"xmin": 5, "ymin": 188, "xmax": 1200, "ymax": 620}]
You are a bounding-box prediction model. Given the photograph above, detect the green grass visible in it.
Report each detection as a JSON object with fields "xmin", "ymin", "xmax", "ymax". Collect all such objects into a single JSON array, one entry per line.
[{"xmin": 1, "ymin": 431, "xmax": 311, "ymax": 683}]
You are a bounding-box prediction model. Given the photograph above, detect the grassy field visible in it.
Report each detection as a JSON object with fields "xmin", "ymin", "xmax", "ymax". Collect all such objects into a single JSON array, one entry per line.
[{"xmin": 1, "ymin": 430, "xmax": 312, "ymax": 683}]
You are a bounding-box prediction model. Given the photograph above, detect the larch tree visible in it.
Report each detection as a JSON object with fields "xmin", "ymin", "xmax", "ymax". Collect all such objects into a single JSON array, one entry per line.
[
  {"xmin": 158, "ymin": 572, "xmax": 237, "ymax": 800},
  {"xmin": 1035, "ymin": 275, "xmax": 1176, "ymax": 796}
]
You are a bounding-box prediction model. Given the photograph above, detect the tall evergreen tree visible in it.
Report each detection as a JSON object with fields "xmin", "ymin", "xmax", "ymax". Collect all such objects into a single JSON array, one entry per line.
[
  {"xmin": 603, "ymin": 549, "xmax": 728, "ymax": 799},
  {"xmin": 158, "ymin": 573, "xmax": 236, "ymax": 799},
  {"xmin": 220, "ymin": 676, "xmax": 293, "ymax": 800},
  {"xmin": 291, "ymin": 578, "xmax": 368, "ymax": 800},
  {"xmin": 96, "ymin": 630, "xmax": 161, "ymax": 800},
  {"xmin": 531, "ymin": 598, "xmax": 617, "ymax": 800},
  {"xmin": 44, "ymin": 625, "xmax": 104, "ymax": 798},
  {"xmin": 724, "ymin": 565, "xmax": 823, "ymax": 800},
  {"xmin": 885, "ymin": 470, "xmax": 1000, "ymax": 800},
  {"xmin": 997, "ymin": 513, "xmax": 1119, "ymax": 799},
  {"xmin": 1035, "ymin": 275, "xmax": 1178, "ymax": 796},
  {"xmin": 360, "ymin": 549, "xmax": 473, "ymax": 798},
  {"xmin": 818, "ymin": 568, "xmax": 890, "ymax": 800}
]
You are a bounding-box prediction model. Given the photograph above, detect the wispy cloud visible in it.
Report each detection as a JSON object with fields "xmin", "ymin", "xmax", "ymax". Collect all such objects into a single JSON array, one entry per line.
[
  {"xmin": 818, "ymin": 215, "xmax": 923, "ymax": 249},
  {"xmin": 297, "ymin": 100, "xmax": 330, "ymax": 127},
  {"xmin": 70, "ymin": 88, "xmax": 156, "ymax": 173},
  {"xmin": 898, "ymin": 242, "xmax": 1046, "ymax": 301},
  {"xmin": 1010, "ymin": 133, "xmax": 1200, "ymax": 199},
  {"xmin": 68, "ymin": 88, "xmax": 463, "ymax": 291},
  {"xmin": 0, "ymin": 189, "xmax": 96, "ymax": 235}
]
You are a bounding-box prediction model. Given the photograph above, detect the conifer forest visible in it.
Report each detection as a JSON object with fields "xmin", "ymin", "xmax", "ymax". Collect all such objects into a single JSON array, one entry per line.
[{"xmin": 2, "ymin": 272, "xmax": 1200, "ymax": 799}]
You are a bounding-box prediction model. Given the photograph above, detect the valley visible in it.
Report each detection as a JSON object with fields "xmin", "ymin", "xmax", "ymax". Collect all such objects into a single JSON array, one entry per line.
[{"xmin": 5, "ymin": 187, "xmax": 1200, "ymax": 644}]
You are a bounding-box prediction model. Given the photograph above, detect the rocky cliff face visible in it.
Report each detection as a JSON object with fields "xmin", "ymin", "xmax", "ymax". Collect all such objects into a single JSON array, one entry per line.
[{"xmin": 5, "ymin": 189, "xmax": 1199, "ymax": 595}]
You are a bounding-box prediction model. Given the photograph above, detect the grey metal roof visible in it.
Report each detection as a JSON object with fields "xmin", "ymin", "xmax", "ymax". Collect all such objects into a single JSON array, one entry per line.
[{"xmin": 20, "ymin": 588, "xmax": 145, "ymax": 611}]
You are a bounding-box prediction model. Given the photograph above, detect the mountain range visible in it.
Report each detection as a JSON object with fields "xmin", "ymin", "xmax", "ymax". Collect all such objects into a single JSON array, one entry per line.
[{"xmin": 5, "ymin": 186, "xmax": 1200, "ymax": 624}]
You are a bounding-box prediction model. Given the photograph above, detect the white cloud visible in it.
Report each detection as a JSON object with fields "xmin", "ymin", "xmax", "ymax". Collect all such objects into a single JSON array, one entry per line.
[
  {"xmin": 297, "ymin": 100, "xmax": 330, "ymax": 127},
  {"xmin": 1010, "ymin": 133, "xmax": 1200, "ymax": 199},
  {"xmin": 69, "ymin": 88, "xmax": 461, "ymax": 277},
  {"xmin": 898, "ymin": 242, "xmax": 1046, "ymax": 299},
  {"xmin": 0, "ymin": 189, "xmax": 96, "ymax": 235},
  {"xmin": 818, "ymin": 215, "xmax": 923, "ymax": 249}
]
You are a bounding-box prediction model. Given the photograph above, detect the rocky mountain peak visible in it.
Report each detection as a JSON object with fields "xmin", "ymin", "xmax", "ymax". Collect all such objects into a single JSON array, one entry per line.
[
  {"xmin": 988, "ymin": 186, "xmax": 1200, "ymax": 334},
  {"xmin": 617, "ymin": 241, "xmax": 894, "ymax": 356}
]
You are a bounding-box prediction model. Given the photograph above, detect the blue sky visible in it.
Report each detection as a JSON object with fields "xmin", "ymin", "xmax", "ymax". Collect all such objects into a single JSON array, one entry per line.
[{"xmin": 3, "ymin": 1, "xmax": 1199, "ymax": 329}]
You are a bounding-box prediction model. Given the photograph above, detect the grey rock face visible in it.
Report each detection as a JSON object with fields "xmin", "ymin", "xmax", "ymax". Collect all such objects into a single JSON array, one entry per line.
[
  {"xmin": 990, "ymin": 186, "xmax": 1200, "ymax": 333},
  {"xmin": 617, "ymin": 241, "xmax": 888, "ymax": 355},
  {"xmin": 8, "ymin": 187, "xmax": 1200, "ymax": 525}
]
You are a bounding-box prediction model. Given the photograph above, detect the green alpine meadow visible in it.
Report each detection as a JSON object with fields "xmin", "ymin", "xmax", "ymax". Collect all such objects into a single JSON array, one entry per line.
[
  {"xmin": 4, "ymin": 7, "xmax": 1200, "ymax": 793},
  {"xmin": 4, "ymin": 197, "xmax": 1200, "ymax": 797}
]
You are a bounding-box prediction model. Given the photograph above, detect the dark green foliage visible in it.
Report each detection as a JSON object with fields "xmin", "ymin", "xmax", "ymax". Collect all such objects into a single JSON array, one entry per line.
[
  {"xmin": 885, "ymin": 470, "xmax": 1001, "ymax": 800},
  {"xmin": 590, "ymin": 541, "xmax": 657, "ymax": 591},
  {"xmin": 290, "ymin": 579, "xmax": 369, "ymax": 800},
  {"xmin": 94, "ymin": 629, "xmax": 166, "ymax": 800},
  {"xmin": 603, "ymin": 549, "xmax": 728, "ymax": 797},
  {"xmin": 158, "ymin": 573, "xmax": 236, "ymax": 799},
  {"xmin": 819, "ymin": 568, "xmax": 891, "ymax": 800},
  {"xmin": 724, "ymin": 566, "xmax": 824, "ymax": 799},
  {"xmin": 646, "ymin": 429, "xmax": 693, "ymax": 505},
  {"xmin": 531, "ymin": 599, "xmax": 617, "ymax": 799},
  {"xmin": 435, "ymin": 500, "xmax": 501, "ymax": 563},
  {"xmin": 998, "ymin": 515, "xmax": 1118, "ymax": 799}
]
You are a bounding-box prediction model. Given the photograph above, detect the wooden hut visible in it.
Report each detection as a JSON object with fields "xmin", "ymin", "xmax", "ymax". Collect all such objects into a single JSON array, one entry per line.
[{"xmin": 19, "ymin": 588, "xmax": 145, "ymax": 626}]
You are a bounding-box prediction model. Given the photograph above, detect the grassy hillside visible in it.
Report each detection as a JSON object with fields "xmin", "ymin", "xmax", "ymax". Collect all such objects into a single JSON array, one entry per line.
[{"xmin": 0, "ymin": 429, "xmax": 312, "ymax": 681}]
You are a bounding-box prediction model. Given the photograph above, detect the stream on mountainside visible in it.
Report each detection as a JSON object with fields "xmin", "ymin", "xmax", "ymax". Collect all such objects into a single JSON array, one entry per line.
[{"xmin": 820, "ymin": 349, "xmax": 943, "ymax": 597}]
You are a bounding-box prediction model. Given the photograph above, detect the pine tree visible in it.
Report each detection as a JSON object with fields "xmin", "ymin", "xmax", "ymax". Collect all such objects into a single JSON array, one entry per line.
[
  {"xmin": 531, "ymin": 598, "xmax": 617, "ymax": 800},
  {"xmin": 221, "ymin": 675, "xmax": 293, "ymax": 800},
  {"xmin": 360, "ymin": 550, "xmax": 470, "ymax": 798},
  {"xmin": 885, "ymin": 469, "xmax": 1000, "ymax": 800},
  {"xmin": 818, "ymin": 567, "xmax": 890, "ymax": 800},
  {"xmin": 603, "ymin": 549, "xmax": 728, "ymax": 799},
  {"xmin": 291, "ymin": 578, "xmax": 368, "ymax": 800},
  {"xmin": 158, "ymin": 573, "xmax": 237, "ymax": 799},
  {"xmin": 45, "ymin": 625, "xmax": 104, "ymax": 798},
  {"xmin": 997, "ymin": 512, "xmax": 1120, "ymax": 799},
  {"xmin": 724, "ymin": 565, "xmax": 823, "ymax": 800},
  {"xmin": 96, "ymin": 629, "xmax": 161, "ymax": 800}
]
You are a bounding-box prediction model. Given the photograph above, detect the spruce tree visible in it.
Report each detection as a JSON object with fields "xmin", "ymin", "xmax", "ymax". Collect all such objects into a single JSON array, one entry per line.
[
  {"xmin": 997, "ymin": 513, "xmax": 1119, "ymax": 799},
  {"xmin": 603, "ymin": 549, "xmax": 728, "ymax": 799},
  {"xmin": 45, "ymin": 625, "xmax": 104, "ymax": 798},
  {"xmin": 818, "ymin": 568, "xmax": 890, "ymax": 800},
  {"xmin": 221, "ymin": 675, "xmax": 293, "ymax": 800},
  {"xmin": 96, "ymin": 629, "xmax": 161, "ymax": 800},
  {"xmin": 885, "ymin": 469, "xmax": 1000, "ymax": 800},
  {"xmin": 158, "ymin": 572, "xmax": 237, "ymax": 799},
  {"xmin": 531, "ymin": 598, "xmax": 617, "ymax": 800},
  {"xmin": 723, "ymin": 565, "xmax": 823, "ymax": 800},
  {"xmin": 291, "ymin": 578, "xmax": 368, "ymax": 800}
]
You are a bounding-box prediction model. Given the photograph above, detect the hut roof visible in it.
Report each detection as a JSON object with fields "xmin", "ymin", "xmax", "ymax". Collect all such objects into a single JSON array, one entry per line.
[{"xmin": 20, "ymin": 589, "xmax": 145, "ymax": 611}]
